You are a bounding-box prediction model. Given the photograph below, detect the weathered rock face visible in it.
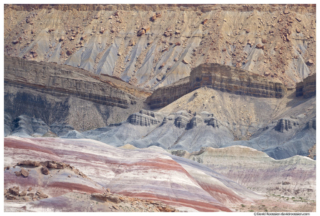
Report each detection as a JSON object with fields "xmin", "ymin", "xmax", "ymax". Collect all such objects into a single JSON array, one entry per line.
[
  {"xmin": 174, "ymin": 115, "xmax": 189, "ymax": 129},
  {"xmin": 4, "ymin": 56, "xmax": 135, "ymax": 108},
  {"xmin": 147, "ymin": 77, "xmax": 190, "ymax": 109},
  {"xmin": 204, "ymin": 118, "xmax": 220, "ymax": 128},
  {"xmin": 275, "ymin": 118, "xmax": 299, "ymax": 133},
  {"xmin": 187, "ymin": 115, "xmax": 203, "ymax": 129},
  {"xmin": 127, "ymin": 110, "xmax": 160, "ymax": 126},
  {"xmin": 4, "ymin": 4, "xmax": 315, "ymax": 90},
  {"xmin": 4, "ymin": 56, "xmax": 145, "ymax": 131},
  {"xmin": 190, "ymin": 64, "xmax": 287, "ymax": 98},
  {"xmin": 147, "ymin": 63, "xmax": 287, "ymax": 109},
  {"xmin": 306, "ymin": 118, "xmax": 316, "ymax": 130},
  {"xmin": 296, "ymin": 73, "xmax": 316, "ymax": 98}
]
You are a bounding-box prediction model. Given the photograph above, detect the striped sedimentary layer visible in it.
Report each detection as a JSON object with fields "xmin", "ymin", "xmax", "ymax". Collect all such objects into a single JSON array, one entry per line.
[
  {"xmin": 147, "ymin": 63, "xmax": 287, "ymax": 109},
  {"xmin": 4, "ymin": 56, "xmax": 145, "ymax": 131},
  {"xmin": 171, "ymin": 146, "xmax": 316, "ymax": 200},
  {"xmin": 4, "ymin": 137, "xmax": 262, "ymax": 212},
  {"xmin": 4, "ymin": 56, "xmax": 135, "ymax": 108}
]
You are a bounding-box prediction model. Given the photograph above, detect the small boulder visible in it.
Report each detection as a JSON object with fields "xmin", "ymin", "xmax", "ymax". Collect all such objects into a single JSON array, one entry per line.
[
  {"xmin": 27, "ymin": 193, "xmax": 34, "ymax": 198},
  {"xmin": 41, "ymin": 167, "xmax": 49, "ymax": 175},
  {"xmin": 307, "ymin": 59, "xmax": 314, "ymax": 65},
  {"xmin": 156, "ymin": 75, "xmax": 163, "ymax": 81},
  {"xmin": 36, "ymin": 190, "xmax": 48, "ymax": 199},
  {"xmin": 27, "ymin": 187, "xmax": 32, "ymax": 191},
  {"xmin": 202, "ymin": 19, "xmax": 208, "ymax": 25},
  {"xmin": 283, "ymin": 9, "xmax": 290, "ymax": 14},
  {"xmin": 20, "ymin": 168, "xmax": 29, "ymax": 177},
  {"xmin": 164, "ymin": 31, "xmax": 172, "ymax": 37},
  {"xmin": 6, "ymin": 194, "xmax": 17, "ymax": 200},
  {"xmin": 9, "ymin": 186, "xmax": 20, "ymax": 196},
  {"xmin": 47, "ymin": 162, "xmax": 57, "ymax": 169},
  {"xmin": 151, "ymin": 14, "xmax": 157, "ymax": 22},
  {"xmin": 137, "ymin": 29, "xmax": 146, "ymax": 36},
  {"xmin": 256, "ymin": 44, "xmax": 265, "ymax": 50}
]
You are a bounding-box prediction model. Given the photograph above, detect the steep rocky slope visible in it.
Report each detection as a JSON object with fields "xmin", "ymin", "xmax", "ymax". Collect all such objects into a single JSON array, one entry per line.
[
  {"xmin": 170, "ymin": 146, "xmax": 316, "ymax": 200},
  {"xmin": 4, "ymin": 4, "xmax": 316, "ymax": 90},
  {"xmin": 4, "ymin": 56, "xmax": 148, "ymax": 132},
  {"xmin": 4, "ymin": 137, "xmax": 263, "ymax": 212}
]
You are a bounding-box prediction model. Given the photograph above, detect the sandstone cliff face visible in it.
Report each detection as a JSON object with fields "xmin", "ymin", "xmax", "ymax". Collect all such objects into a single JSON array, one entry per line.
[
  {"xmin": 4, "ymin": 56, "xmax": 144, "ymax": 131},
  {"xmin": 296, "ymin": 73, "xmax": 316, "ymax": 98},
  {"xmin": 147, "ymin": 63, "xmax": 287, "ymax": 109},
  {"xmin": 4, "ymin": 4, "xmax": 316, "ymax": 90},
  {"xmin": 5, "ymin": 56, "xmax": 135, "ymax": 108},
  {"xmin": 275, "ymin": 118, "xmax": 299, "ymax": 133}
]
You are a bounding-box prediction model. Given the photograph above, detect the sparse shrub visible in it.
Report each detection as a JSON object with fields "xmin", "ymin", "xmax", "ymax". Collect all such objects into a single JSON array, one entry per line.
[{"xmin": 241, "ymin": 204, "xmax": 245, "ymax": 207}]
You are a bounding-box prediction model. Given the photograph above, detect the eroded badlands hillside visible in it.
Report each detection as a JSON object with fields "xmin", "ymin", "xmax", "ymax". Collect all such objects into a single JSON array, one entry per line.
[{"xmin": 4, "ymin": 4, "xmax": 316, "ymax": 90}]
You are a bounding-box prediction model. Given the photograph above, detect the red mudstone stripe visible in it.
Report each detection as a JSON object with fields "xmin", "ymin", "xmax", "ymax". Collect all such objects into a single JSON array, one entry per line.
[
  {"xmin": 4, "ymin": 138, "xmax": 57, "ymax": 156},
  {"xmin": 198, "ymin": 182, "xmax": 245, "ymax": 204},
  {"xmin": 47, "ymin": 182, "xmax": 104, "ymax": 194}
]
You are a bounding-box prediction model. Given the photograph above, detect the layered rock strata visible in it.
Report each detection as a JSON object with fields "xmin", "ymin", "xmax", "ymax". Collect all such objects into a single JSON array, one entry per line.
[
  {"xmin": 170, "ymin": 146, "xmax": 316, "ymax": 200},
  {"xmin": 4, "ymin": 137, "xmax": 262, "ymax": 212},
  {"xmin": 5, "ymin": 56, "xmax": 136, "ymax": 108},
  {"xmin": 147, "ymin": 63, "xmax": 287, "ymax": 109},
  {"xmin": 4, "ymin": 56, "xmax": 145, "ymax": 131},
  {"xmin": 296, "ymin": 73, "xmax": 316, "ymax": 98}
]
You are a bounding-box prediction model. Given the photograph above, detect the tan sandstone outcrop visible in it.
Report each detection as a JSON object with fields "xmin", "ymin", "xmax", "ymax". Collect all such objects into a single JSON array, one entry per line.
[{"xmin": 147, "ymin": 63, "xmax": 287, "ymax": 109}]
